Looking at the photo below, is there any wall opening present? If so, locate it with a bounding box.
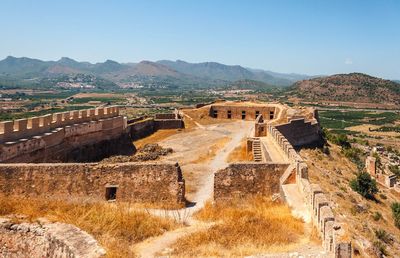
[255,111,260,119]
[269,111,274,120]
[105,186,117,201]
[241,111,246,120]
[213,110,218,118]
[227,110,232,119]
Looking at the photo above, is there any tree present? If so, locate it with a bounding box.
[350,172,378,199]
[391,202,400,229]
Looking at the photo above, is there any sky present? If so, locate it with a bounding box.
[0,0,399,79]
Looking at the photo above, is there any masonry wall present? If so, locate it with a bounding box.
[0,116,133,163]
[275,118,323,147]
[129,118,156,140]
[0,106,120,143]
[0,219,106,258]
[214,162,289,202]
[267,124,352,257]
[128,114,184,140]
[0,162,185,204]
[209,105,280,121]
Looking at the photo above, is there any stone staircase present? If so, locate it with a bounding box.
[252,139,263,162]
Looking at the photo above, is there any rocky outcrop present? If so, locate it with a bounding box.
[0,218,106,258]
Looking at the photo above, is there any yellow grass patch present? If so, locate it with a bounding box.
[191,137,231,164]
[226,138,253,162]
[133,129,181,149]
[0,197,178,258]
[172,197,305,256]
[72,93,124,99]
[345,124,400,137]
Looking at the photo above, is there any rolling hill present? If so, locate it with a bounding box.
[291,73,400,106]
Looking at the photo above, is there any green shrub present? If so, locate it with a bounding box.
[350,172,378,199]
[391,202,400,229]
[373,211,382,221]
[374,229,392,244]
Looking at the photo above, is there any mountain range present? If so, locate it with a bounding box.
[0,56,313,89]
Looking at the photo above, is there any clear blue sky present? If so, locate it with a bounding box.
[1,0,399,79]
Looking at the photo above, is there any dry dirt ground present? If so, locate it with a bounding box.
[158,120,253,201]
[132,112,324,257]
[132,117,254,257]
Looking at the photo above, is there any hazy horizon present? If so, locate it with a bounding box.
[1,0,399,79]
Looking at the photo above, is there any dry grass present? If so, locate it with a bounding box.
[226,138,253,163]
[0,197,178,258]
[72,93,124,98]
[133,129,181,149]
[172,197,305,256]
[191,137,231,164]
[301,145,400,256]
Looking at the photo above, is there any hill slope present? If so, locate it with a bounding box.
[292,73,400,106]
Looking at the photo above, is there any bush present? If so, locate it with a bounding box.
[373,211,382,221]
[350,172,378,199]
[391,202,400,229]
[374,229,393,244]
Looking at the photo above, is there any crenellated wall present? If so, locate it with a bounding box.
[0,106,120,144]
[267,124,352,257]
[0,106,132,163]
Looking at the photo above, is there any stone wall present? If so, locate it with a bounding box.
[0,115,133,163]
[275,118,323,148]
[267,124,352,257]
[129,118,156,140]
[214,162,289,202]
[128,112,184,141]
[254,114,267,137]
[0,106,119,143]
[209,105,280,121]
[0,218,105,258]
[0,162,185,204]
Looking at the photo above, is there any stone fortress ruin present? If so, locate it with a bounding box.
[0,101,352,257]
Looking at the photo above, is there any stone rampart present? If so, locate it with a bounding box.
[0,115,132,163]
[0,106,120,144]
[129,118,156,140]
[267,124,352,257]
[0,218,106,258]
[0,162,185,204]
[209,104,280,121]
[275,118,323,148]
[128,112,184,140]
[214,162,289,202]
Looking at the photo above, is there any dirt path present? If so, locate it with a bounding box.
[133,119,253,257]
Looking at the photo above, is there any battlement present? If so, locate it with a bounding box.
[0,106,120,144]
[267,124,351,257]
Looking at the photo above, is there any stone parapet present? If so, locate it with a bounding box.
[0,162,185,204]
[0,106,120,144]
[267,124,352,257]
